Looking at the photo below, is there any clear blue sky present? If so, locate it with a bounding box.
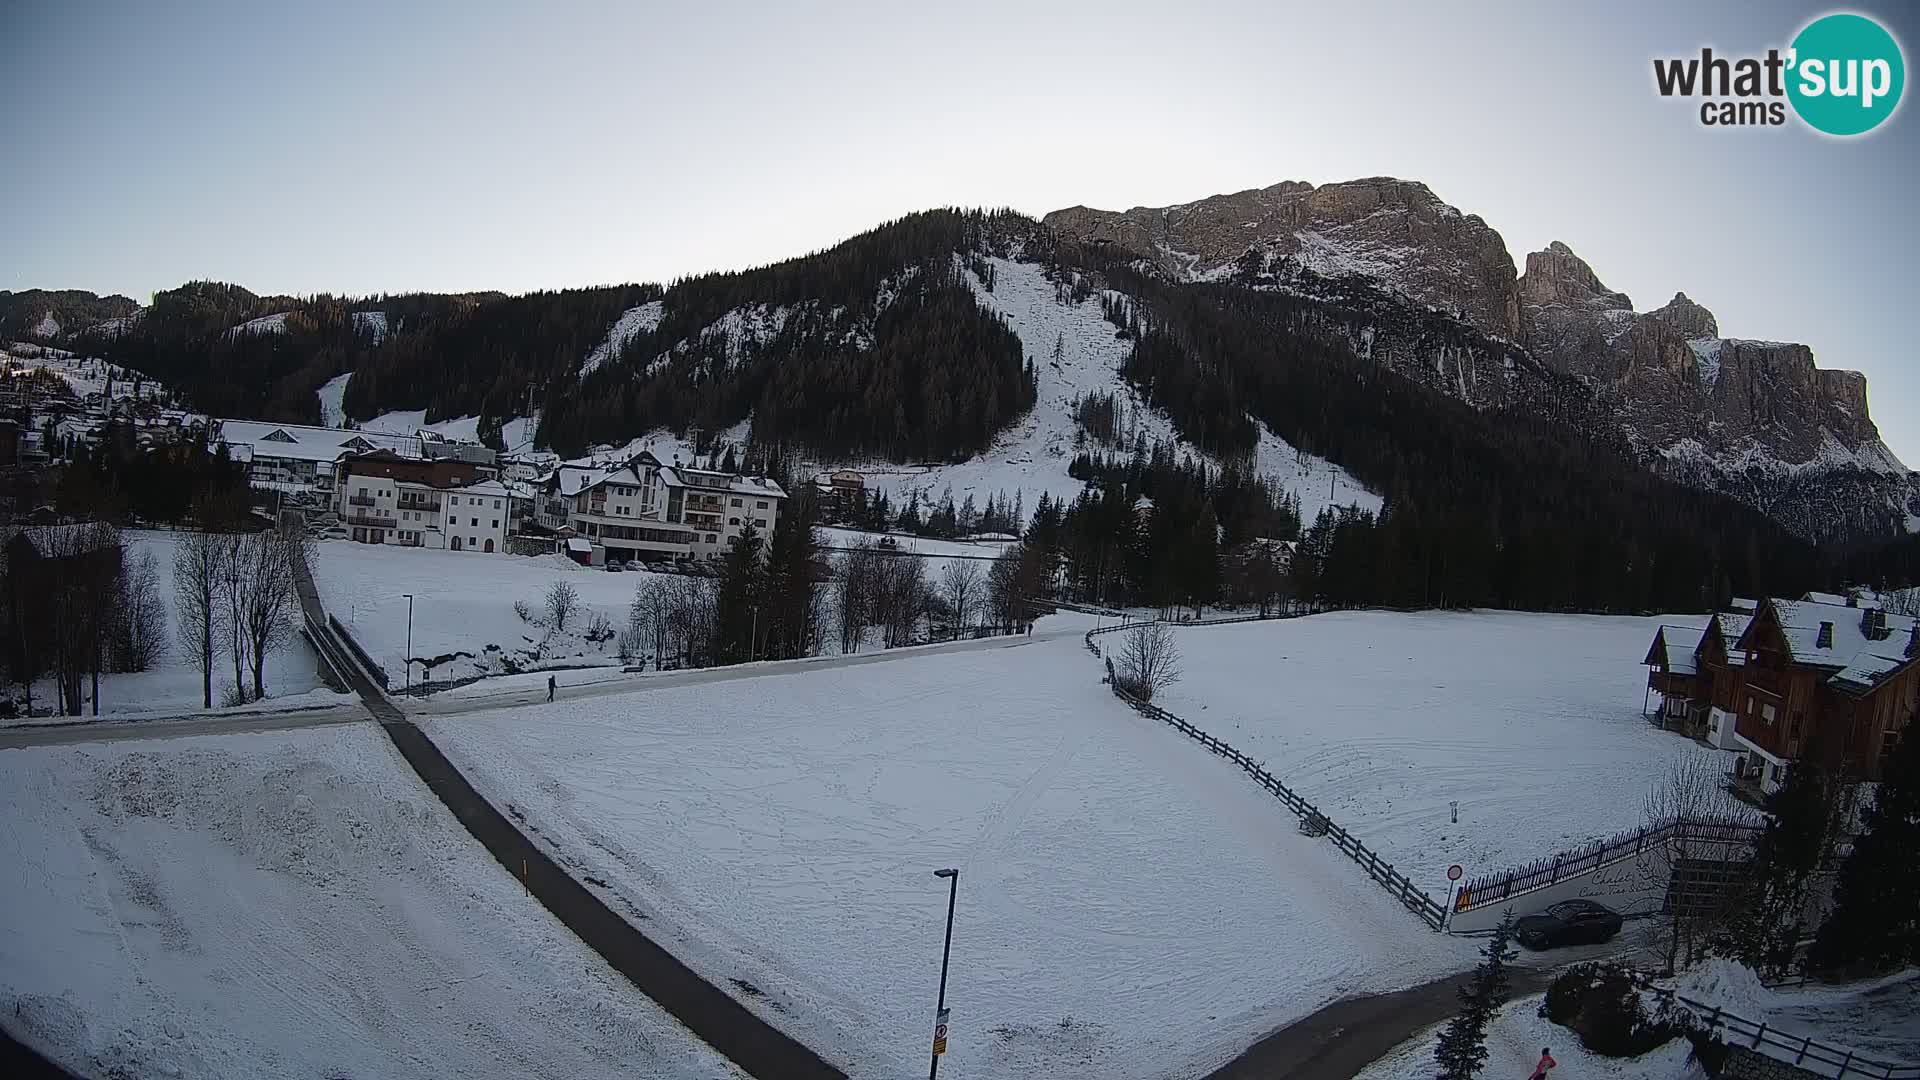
[5,0,1916,461]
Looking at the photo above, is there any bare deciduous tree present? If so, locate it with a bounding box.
[836,543,879,654]
[116,549,168,671]
[174,528,226,709]
[546,579,580,631]
[941,559,982,636]
[1643,749,1751,972]
[1117,621,1182,701]
[237,526,300,701]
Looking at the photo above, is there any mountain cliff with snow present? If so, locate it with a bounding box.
[1046,179,1913,543]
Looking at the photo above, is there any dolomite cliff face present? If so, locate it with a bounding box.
[1047,180,1915,542]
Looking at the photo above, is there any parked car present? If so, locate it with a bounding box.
[1513,899,1623,950]
[604,560,624,572]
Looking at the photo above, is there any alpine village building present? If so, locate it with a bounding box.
[1645,592,1919,797]
[535,450,786,566]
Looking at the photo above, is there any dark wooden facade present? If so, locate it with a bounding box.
[1731,599,1917,782]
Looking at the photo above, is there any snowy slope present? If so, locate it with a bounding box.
[811,255,1379,524]
[428,635,1476,1080]
[581,300,665,377]
[224,312,290,337]
[1355,993,1698,1079]
[352,309,388,344]
[0,725,743,1080]
[1155,611,1728,895]
[316,371,351,427]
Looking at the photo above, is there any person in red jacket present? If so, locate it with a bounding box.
[1528,1047,1557,1079]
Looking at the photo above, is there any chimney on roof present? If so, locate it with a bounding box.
[1863,607,1888,641]
[1817,621,1834,649]
[1846,593,1858,608]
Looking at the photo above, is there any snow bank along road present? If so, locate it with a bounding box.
[0,725,746,1079]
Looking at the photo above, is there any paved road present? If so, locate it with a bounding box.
[1202,966,1558,1080]
[290,559,848,1080]
[405,624,1070,718]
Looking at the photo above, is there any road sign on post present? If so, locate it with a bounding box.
[931,1008,950,1056]
[1447,864,1463,882]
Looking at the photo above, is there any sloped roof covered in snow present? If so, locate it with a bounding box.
[216,419,421,463]
[659,465,786,499]
[1735,597,1920,695]
[1648,625,1706,675]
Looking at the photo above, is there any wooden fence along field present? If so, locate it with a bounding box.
[1084,619,1450,930]
[1635,977,1920,1080]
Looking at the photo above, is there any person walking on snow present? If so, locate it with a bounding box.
[546,674,556,702]
[1528,1047,1556,1080]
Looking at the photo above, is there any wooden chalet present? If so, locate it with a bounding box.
[1728,596,1918,794]
[1642,609,1753,750]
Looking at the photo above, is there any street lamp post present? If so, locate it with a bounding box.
[929,868,958,1080]
[402,593,414,689]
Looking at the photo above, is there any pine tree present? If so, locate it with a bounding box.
[1433,913,1515,1080]
[762,488,822,661]
[714,522,765,664]
[1715,744,1838,977]
[1811,728,1920,973]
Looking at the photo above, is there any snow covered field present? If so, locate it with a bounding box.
[311,540,645,685]
[426,632,1477,1080]
[1153,611,1711,895]
[0,725,740,1080]
[15,530,331,720]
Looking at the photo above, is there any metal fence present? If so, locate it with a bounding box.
[1637,979,1919,1079]
[328,614,389,690]
[1455,816,1763,914]
[1085,620,1448,929]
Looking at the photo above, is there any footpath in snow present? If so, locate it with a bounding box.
[0,724,741,1080]
[426,631,1476,1080]
[1154,610,1712,895]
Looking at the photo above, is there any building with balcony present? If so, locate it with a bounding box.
[335,449,511,553]
[1645,592,1919,798]
[536,450,785,565]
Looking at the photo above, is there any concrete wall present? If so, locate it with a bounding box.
[1449,829,1755,934]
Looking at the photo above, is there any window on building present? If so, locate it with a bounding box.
[755,519,767,529]
[706,534,717,544]
[493,499,501,509]
[730,497,742,507]
[729,517,740,526]
[1761,703,1776,724]
[491,520,498,528]
[756,500,767,509]
[469,536,478,548]
[471,517,479,527]
[450,497,459,505]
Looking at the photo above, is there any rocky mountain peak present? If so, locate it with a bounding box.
[1646,291,1719,339]
[1044,176,1522,339]
[1517,242,1631,313]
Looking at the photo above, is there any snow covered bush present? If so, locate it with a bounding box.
[513,599,532,623]
[1541,963,1679,1058]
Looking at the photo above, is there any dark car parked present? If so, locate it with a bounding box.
[1513,899,1623,950]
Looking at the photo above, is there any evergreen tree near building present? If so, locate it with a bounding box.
[1714,743,1840,978]
[715,522,765,664]
[1811,728,1920,973]
[761,486,822,661]
[1433,912,1516,1080]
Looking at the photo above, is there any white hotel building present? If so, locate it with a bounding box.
[538,450,785,564]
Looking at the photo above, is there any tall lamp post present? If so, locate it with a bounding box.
[402,593,414,689]
[929,868,959,1080]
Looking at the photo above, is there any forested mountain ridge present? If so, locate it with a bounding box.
[6,194,1902,597]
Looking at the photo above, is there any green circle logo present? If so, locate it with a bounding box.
[1787,13,1905,136]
